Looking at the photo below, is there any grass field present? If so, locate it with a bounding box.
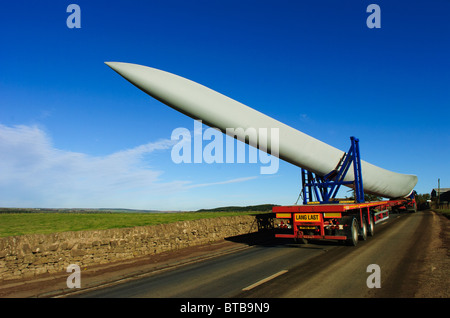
[436,209,450,219]
[0,211,264,238]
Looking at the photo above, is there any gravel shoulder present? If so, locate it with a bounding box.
[414,211,449,298]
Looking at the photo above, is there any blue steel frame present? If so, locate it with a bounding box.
[301,136,365,204]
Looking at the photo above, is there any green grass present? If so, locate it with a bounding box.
[0,211,264,237]
[436,209,450,219]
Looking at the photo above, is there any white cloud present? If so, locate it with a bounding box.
[0,124,258,209]
[186,176,258,189]
[0,124,180,208]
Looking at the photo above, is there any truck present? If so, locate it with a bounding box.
[106,62,419,247]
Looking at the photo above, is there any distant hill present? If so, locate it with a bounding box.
[0,205,278,214]
[195,204,277,212]
[0,208,164,214]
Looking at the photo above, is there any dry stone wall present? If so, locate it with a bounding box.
[0,215,266,281]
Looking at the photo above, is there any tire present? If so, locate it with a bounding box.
[359,217,367,241]
[367,215,375,237]
[346,217,359,246]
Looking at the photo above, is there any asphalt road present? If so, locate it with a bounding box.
[73,210,434,298]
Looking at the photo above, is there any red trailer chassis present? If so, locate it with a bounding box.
[273,198,416,246]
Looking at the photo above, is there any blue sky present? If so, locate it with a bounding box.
[0,0,449,210]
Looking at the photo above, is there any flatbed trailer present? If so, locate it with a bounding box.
[273,136,417,246]
[274,197,416,246]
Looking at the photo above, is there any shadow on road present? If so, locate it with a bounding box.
[224,230,343,249]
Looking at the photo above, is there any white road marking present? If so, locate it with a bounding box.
[242,270,288,291]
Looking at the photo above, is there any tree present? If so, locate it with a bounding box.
[415,193,431,210]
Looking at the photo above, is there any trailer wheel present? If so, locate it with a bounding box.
[346,218,359,246]
[367,215,374,237]
[359,217,367,241]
